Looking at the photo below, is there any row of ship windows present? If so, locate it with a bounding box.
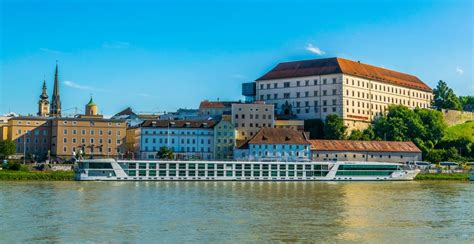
[127,170,330,177]
[122,163,330,171]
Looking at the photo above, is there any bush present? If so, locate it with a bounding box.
[7,162,21,171]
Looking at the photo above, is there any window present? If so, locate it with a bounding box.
[332,78,336,84]
[284,82,290,88]
[332,89,336,95]
[296,81,300,86]
[296,92,300,98]
[283,93,290,99]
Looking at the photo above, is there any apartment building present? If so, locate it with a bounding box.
[51,117,127,159]
[213,120,235,160]
[254,57,433,130]
[7,117,52,159]
[234,128,310,161]
[231,102,275,140]
[139,120,216,160]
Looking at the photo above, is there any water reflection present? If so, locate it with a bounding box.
[0,181,472,242]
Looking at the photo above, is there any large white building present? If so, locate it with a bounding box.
[139,120,216,160]
[254,57,433,130]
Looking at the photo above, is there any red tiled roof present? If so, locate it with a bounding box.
[256,57,431,92]
[248,128,309,145]
[309,140,421,153]
[141,120,216,128]
[199,100,240,109]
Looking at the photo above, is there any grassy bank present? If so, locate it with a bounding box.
[415,172,470,181]
[0,170,74,181]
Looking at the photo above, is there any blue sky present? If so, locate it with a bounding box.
[1,0,472,116]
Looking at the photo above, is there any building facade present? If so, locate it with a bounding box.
[253,57,433,130]
[7,117,52,160]
[231,102,275,140]
[51,117,126,159]
[139,120,216,160]
[213,120,235,160]
[234,128,310,161]
[310,140,422,163]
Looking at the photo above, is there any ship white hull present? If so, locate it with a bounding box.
[75,159,419,181]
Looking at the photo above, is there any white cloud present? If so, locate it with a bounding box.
[39,48,61,54]
[63,80,94,91]
[305,43,325,55]
[102,41,130,49]
[456,67,464,75]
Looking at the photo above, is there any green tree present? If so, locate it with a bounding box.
[304,119,325,139]
[156,146,174,160]
[0,139,16,159]
[371,105,446,156]
[433,80,462,110]
[348,129,363,140]
[324,114,347,139]
[459,96,474,111]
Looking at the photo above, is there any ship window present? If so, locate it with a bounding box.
[244,164,251,170]
[198,164,205,169]
[179,164,186,169]
[169,164,176,169]
[128,170,136,176]
[159,163,166,169]
[139,170,146,176]
[279,171,286,177]
[217,171,224,176]
[262,171,269,177]
[169,171,176,176]
[208,171,215,177]
[139,163,147,169]
[236,171,242,177]
[188,171,196,177]
[226,171,233,177]
[189,164,196,170]
[208,164,215,169]
[271,171,278,177]
[149,163,156,169]
[179,171,186,176]
[149,171,156,176]
[198,171,205,177]
[129,163,136,169]
[159,171,166,176]
[217,164,224,170]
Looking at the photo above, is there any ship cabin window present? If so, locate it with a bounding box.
[159,163,166,169]
[189,164,196,170]
[139,163,147,169]
[129,163,136,169]
[149,163,156,169]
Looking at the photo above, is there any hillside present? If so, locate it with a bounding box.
[444,121,474,141]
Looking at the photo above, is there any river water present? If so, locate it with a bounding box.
[0,181,472,242]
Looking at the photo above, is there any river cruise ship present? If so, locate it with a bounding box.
[75,159,419,181]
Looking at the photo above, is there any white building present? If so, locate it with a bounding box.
[254,57,433,130]
[139,120,216,160]
[234,128,310,161]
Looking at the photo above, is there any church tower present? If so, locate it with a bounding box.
[85,95,98,116]
[38,80,50,117]
[50,63,62,117]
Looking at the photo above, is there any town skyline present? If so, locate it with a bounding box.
[1,0,472,115]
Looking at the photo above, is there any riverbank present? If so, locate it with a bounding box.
[0,170,74,181]
[415,172,470,181]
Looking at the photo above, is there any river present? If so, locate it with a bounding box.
[0,181,472,242]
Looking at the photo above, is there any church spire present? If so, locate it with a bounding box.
[38,78,50,117]
[50,61,62,117]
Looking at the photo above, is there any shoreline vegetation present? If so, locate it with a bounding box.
[0,170,74,181]
[414,172,470,181]
[0,170,470,181]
